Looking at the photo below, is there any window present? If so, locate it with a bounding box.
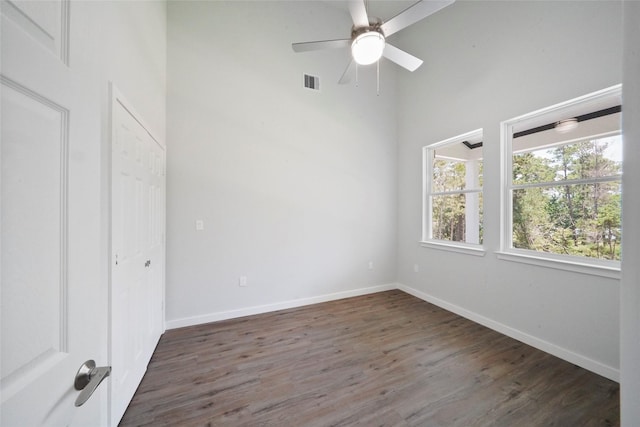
[501,85,622,273]
[423,129,483,253]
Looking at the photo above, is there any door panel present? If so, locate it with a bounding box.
[1,0,69,63]
[0,75,75,427]
[1,77,68,389]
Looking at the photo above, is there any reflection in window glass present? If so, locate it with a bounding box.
[513,136,622,185]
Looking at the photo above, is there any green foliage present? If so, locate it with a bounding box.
[432,193,466,242]
[511,138,622,261]
[431,159,482,243]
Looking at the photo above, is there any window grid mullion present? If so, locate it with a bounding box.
[430,188,483,197]
[510,175,621,191]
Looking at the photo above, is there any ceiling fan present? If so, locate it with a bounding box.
[292,0,455,84]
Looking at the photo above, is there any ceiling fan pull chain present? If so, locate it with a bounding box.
[377,60,380,96]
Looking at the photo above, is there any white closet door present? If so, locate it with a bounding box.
[110,92,165,425]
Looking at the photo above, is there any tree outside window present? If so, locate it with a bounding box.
[511,136,622,260]
[502,85,622,268]
[424,130,483,247]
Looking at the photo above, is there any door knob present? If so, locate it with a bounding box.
[74,360,111,407]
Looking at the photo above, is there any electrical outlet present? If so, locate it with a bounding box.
[239,276,248,287]
[368,261,374,270]
[413,264,419,273]
[195,220,204,231]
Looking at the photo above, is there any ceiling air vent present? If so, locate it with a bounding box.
[303,74,319,91]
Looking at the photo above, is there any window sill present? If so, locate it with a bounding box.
[496,250,621,279]
[420,241,486,257]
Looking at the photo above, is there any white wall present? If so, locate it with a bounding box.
[621,1,640,424]
[166,1,397,326]
[87,1,168,329]
[395,1,623,380]
[87,2,167,424]
[79,0,167,347]
[69,1,166,140]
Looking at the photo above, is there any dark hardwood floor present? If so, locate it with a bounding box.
[119,290,619,426]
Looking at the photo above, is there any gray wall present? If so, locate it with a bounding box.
[166,1,398,326]
[395,1,622,379]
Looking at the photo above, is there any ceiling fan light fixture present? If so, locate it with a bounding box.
[555,118,579,133]
[351,31,385,65]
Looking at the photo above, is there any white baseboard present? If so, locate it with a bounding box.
[396,283,620,382]
[165,283,396,330]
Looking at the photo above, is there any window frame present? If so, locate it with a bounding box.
[499,85,622,278]
[422,128,485,256]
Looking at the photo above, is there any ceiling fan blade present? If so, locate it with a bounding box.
[292,39,350,53]
[381,0,455,37]
[348,0,369,28]
[383,44,423,71]
[338,59,355,84]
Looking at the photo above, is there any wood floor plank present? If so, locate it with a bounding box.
[119,290,619,426]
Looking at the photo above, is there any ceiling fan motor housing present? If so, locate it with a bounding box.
[351,22,384,39]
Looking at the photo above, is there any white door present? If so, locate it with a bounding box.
[1,1,107,426]
[110,91,165,425]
